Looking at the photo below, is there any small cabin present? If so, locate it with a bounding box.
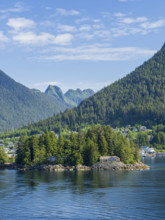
[140,126,147,131]
[100,156,120,162]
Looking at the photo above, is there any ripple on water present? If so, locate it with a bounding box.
[0,159,165,219]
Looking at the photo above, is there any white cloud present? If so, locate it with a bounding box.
[93,19,101,23]
[0,31,9,42]
[7,18,35,30]
[41,45,156,61]
[101,12,111,18]
[79,25,91,31]
[0,2,28,13]
[77,33,94,40]
[40,20,54,27]
[75,17,89,24]
[58,24,76,32]
[111,27,129,37]
[45,7,52,11]
[93,24,105,29]
[114,13,126,17]
[56,8,80,16]
[121,17,148,24]
[136,17,148,22]
[94,30,111,40]
[140,19,165,29]
[13,32,73,45]
[110,15,165,37]
[54,34,73,45]
[111,26,148,37]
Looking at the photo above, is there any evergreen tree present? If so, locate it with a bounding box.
[0,147,8,164]
[83,138,100,166]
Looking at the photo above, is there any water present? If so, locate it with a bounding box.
[0,158,165,220]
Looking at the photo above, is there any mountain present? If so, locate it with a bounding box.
[0,70,69,132]
[45,85,75,108]
[45,85,94,107]
[65,88,94,105]
[29,43,165,132]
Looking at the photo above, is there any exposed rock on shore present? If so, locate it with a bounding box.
[91,161,150,170]
[0,161,149,171]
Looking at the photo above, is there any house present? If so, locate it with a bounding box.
[4,148,9,153]
[140,126,147,131]
[8,154,17,158]
[145,147,155,154]
[8,142,14,147]
[140,146,156,157]
[132,128,138,132]
[9,149,17,154]
[100,156,120,162]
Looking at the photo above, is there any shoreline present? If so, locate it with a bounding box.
[0,161,150,171]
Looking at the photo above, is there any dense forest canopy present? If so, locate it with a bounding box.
[16,125,139,166]
[0,70,70,132]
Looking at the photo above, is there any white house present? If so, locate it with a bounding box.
[145,147,155,154]
[140,126,147,131]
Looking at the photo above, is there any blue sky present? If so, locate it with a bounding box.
[0,0,165,92]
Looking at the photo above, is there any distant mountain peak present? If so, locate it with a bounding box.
[45,85,95,107]
[64,87,95,105]
[45,85,65,101]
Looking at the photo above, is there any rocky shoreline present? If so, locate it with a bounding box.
[91,161,149,170]
[0,161,149,171]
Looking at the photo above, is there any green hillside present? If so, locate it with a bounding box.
[0,70,69,132]
[28,43,165,133]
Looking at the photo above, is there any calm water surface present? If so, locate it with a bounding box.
[0,158,165,220]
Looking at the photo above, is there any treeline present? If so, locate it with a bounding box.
[151,124,165,151]
[16,125,139,166]
[126,124,165,151]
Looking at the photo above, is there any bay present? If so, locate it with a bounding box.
[0,158,165,220]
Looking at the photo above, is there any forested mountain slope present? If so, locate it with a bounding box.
[29,43,165,132]
[0,70,68,131]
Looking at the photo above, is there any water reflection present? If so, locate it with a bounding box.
[0,159,165,219]
[17,169,137,193]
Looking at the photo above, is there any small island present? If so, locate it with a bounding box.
[0,125,149,171]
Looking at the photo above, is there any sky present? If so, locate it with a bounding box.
[0,0,165,92]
